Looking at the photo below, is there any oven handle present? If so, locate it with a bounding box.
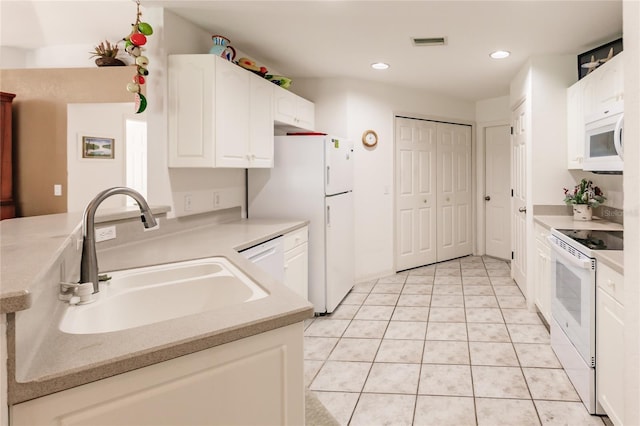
[547,236,592,270]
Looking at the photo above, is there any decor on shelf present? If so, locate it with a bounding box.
[577,37,623,79]
[123,0,153,113]
[209,35,236,61]
[237,57,268,77]
[265,75,292,89]
[563,178,606,221]
[89,40,125,67]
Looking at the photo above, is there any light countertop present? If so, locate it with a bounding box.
[534,215,624,274]
[3,209,314,404]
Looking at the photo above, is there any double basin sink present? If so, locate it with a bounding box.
[59,257,269,335]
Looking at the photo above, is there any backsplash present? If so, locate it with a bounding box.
[533,204,623,225]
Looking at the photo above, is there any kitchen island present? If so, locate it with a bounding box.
[1,206,313,424]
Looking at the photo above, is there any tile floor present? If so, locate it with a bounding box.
[303,255,608,426]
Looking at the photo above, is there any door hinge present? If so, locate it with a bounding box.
[511,189,514,197]
[510,126,514,135]
[511,251,514,260]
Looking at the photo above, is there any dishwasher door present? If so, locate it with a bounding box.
[240,236,285,283]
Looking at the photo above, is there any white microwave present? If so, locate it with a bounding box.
[583,102,623,173]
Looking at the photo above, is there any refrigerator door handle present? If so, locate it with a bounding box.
[326,166,330,186]
[327,205,330,226]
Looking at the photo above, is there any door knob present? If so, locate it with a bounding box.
[518,207,527,213]
[484,196,491,201]
[423,200,427,203]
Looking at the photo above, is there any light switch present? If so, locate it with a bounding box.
[54,184,62,196]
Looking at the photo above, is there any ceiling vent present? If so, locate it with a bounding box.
[412,37,447,47]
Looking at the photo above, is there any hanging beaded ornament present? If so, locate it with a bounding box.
[123,0,153,113]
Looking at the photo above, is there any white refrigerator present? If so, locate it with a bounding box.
[248,134,354,314]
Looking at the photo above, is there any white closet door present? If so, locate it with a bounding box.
[436,123,472,261]
[395,117,438,271]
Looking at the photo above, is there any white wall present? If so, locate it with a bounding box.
[1,315,7,426]
[295,77,475,281]
[622,1,640,423]
[66,103,132,212]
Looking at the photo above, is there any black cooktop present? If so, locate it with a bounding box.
[556,229,624,251]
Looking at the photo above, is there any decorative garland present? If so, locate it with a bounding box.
[123,0,153,113]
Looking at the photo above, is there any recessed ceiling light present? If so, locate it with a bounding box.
[490,50,511,59]
[371,62,390,70]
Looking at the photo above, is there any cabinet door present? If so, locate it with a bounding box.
[11,324,305,426]
[566,81,585,169]
[294,96,315,131]
[534,238,551,323]
[215,57,250,167]
[593,53,624,108]
[284,242,308,300]
[168,55,216,167]
[273,89,315,131]
[596,287,624,425]
[249,76,274,167]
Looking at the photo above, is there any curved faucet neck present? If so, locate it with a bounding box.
[80,187,157,293]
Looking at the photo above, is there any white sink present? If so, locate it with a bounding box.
[59,257,269,334]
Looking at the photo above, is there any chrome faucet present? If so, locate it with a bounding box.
[80,187,158,293]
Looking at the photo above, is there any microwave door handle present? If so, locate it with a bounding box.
[547,238,592,270]
[614,114,624,159]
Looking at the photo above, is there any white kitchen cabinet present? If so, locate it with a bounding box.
[566,79,585,169]
[566,52,624,171]
[596,263,625,426]
[274,88,315,131]
[168,54,274,168]
[284,226,309,300]
[11,323,304,426]
[533,223,551,323]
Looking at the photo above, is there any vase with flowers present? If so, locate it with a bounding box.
[563,178,606,221]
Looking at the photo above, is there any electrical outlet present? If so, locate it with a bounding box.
[54,184,62,196]
[184,194,193,211]
[95,226,116,243]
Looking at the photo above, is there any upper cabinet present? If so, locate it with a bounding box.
[566,52,624,169]
[168,54,316,168]
[274,88,315,131]
[168,54,275,168]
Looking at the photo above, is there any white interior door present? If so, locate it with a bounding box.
[484,125,511,259]
[512,101,527,292]
[436,123,473,262]
[395,117,437,270]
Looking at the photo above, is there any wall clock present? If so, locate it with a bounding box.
[362,129,378,147]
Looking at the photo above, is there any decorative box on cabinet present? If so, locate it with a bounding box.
[596,263,625,426]
[274,88,315,131]
[168,54,274,168]
[284,226,309,300]
[1,92,16,219]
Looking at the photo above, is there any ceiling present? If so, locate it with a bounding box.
[0,0,623,101]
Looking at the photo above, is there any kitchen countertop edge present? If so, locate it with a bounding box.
[534,215,624,274]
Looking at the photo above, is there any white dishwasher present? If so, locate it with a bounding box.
[239,236,285,283]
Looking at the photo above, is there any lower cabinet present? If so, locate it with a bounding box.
[596,264,625,426]
[284,226,309,300]
[11,323,304,426]
[533,224,551,323]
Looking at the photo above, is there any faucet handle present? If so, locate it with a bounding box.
[59,282,95,305]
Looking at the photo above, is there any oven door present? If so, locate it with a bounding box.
[548,241,596,366]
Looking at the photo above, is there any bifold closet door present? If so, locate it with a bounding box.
[395,117,472,271]
[436,123,472,262]
[395,117,438,271]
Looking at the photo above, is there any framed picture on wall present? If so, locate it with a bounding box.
[82,136,114,159]
[577,37,623,80]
